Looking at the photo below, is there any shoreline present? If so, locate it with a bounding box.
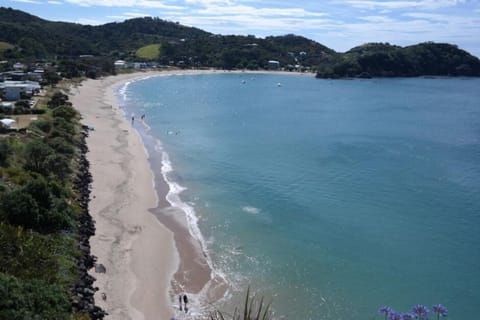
[70,71,179,319]
[70,69,309,319]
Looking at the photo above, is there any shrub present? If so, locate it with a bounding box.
[0,140,12,166]
[0,273,70,320]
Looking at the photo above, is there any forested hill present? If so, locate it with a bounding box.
[1,7,479,76]
[0,7,335,70]
[316,42,480,78]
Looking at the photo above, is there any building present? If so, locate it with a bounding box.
[114,60,127,69]
[268,60,280,70]
[0,81,41,101]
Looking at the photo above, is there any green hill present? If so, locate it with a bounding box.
[136,44,161,60]
[316,42,480,78]
[1,7,479,76]
[0,7,335,69]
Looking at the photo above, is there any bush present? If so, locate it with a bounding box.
[0,190,40,229]
[0,224,62,282]
[47,92,71,109]
[0,140,13,166]
[0,273,70,320]
[47,136,75,156]
[52,105,78,122]
[31,118,53,134]
[23,141,54,175]
[0,178,74,233]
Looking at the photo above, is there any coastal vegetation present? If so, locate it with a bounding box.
[1,7,479,77]
[316,42,480,78]
[209,288,272,320]
[0,90,103,319]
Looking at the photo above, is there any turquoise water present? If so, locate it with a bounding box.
[121,74,480,320]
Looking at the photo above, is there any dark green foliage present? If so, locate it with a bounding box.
[47,136,75,156]
[0,223,70,283]
[41,69,62,86]
[51,117,77,143]
[0,273,70,320]
[0,191,40,229]
[0,178,74,233]
[0,83,85,319]
[316,42,480,78]
[48,91,71,109]
[53,105,79,122]
[31,118,52,134]
[0,140,12,166]
[23,140,54,174]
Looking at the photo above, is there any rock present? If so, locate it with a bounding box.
[94,263,106,273]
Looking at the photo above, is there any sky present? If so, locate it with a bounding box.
[1,0,480,56]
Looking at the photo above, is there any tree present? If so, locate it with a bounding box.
[0,190,40,229]
[23,141,54,175]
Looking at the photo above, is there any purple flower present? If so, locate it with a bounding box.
[389,311,402,320]
[401,313,415,320]
[412,305,429,319]
[379,306,393,317]
[432,304,448,318]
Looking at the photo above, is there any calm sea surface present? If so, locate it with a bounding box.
[121,73,480,320]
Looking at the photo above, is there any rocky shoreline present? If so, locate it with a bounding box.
[72,125,107,319]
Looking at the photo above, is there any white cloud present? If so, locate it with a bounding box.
[344,0,466,10]
[75,18,108,25]
[358,15,396,23]
[196,5,327,18]
[48,0,63,4]
[10,0,41,3]
[64,0,184,9]
[107,11,153,19]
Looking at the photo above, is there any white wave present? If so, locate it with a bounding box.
[160,149,230,312]
[242,206,261,215]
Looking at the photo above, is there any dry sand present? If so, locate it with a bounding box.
[70,71,179,320]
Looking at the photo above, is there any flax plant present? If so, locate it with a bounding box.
[210,288,272,320]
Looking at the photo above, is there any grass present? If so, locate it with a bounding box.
[136,44,161,60]
[0,42,14,52]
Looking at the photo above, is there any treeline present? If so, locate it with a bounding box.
[0,7,334,70]
[0,92,101,319]
[1,7,480,77]
[316,42,480,78]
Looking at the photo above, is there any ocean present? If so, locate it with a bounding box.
[119,73,480,320]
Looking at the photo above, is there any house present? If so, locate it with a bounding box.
[13,62,26,71]
[0,81,41,101]
[0,118,16,129]
[114,60,127,69]
[268,60,280,70]
[0,102,15,110]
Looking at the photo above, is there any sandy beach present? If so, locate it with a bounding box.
[71,71,181,320]
[70,69,310,319]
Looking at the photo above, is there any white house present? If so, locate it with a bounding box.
[268,60,280,70]
[0,118,16,129]
[114,60,127,69]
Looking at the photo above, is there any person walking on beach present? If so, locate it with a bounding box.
[183,294,188,313]
[131,116,134,125]
[178,295,182,311]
